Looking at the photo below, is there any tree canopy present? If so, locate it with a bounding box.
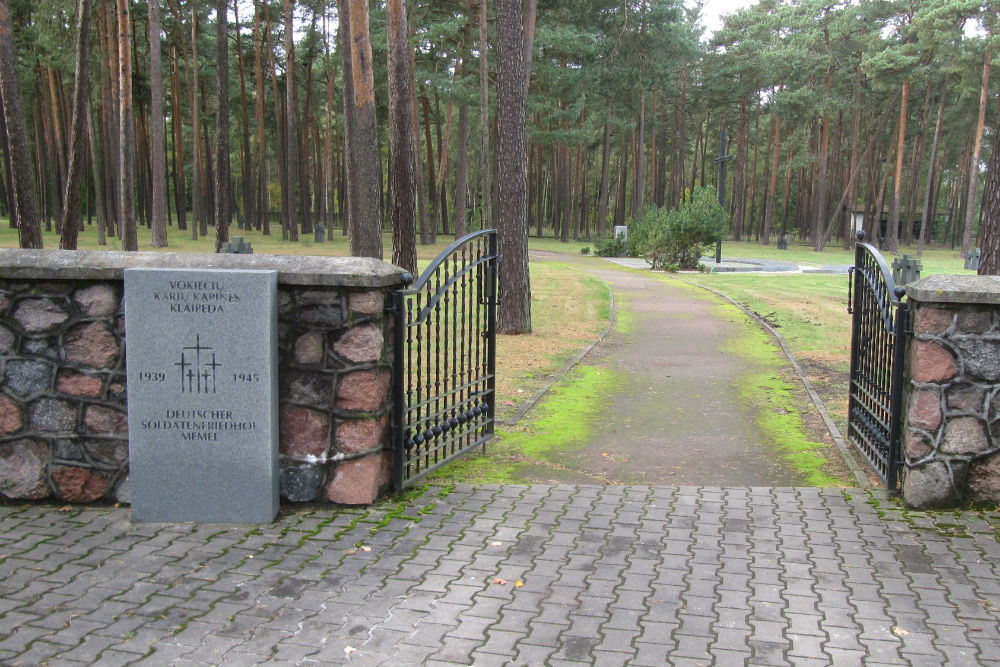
[0,0,997,264]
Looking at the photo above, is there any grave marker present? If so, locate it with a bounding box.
[125,268,279,522]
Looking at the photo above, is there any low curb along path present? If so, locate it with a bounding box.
[2,485,1000,666]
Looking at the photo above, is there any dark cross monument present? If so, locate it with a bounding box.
[713,128,733,264]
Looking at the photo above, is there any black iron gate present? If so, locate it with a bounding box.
[391,230,499,490]
[847,231,910,489]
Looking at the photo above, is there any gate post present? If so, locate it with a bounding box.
[901,274,1000,508]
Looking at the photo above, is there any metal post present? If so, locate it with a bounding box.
[485,231,498,438]
[391,288,406,491]
[713,128,732,264]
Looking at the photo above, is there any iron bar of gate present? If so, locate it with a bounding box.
[847,230,909,489]
[392,230,498,490]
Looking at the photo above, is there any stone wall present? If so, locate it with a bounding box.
[0,249,405,506]
[902,274,1000,509]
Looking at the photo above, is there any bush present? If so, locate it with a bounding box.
[637,187,727,270]
[580,246,590,255]
[593,234,626,257]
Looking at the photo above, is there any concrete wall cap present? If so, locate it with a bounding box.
[0,248,406,288]
[906,274,1000,305]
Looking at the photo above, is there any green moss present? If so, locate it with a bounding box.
[716,302,848,487]
[515,365,622,461]
[426,365,623,484]
[614,293,638,335]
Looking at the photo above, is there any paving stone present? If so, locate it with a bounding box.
[2,487,1000,666]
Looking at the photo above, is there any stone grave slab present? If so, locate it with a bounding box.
[125,268,278,522]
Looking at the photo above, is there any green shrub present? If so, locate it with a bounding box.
[580,246,591,255]
[593,234,626,257]
[637,187,726,270]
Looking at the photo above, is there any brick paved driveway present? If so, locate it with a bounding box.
[2,485,1000,666]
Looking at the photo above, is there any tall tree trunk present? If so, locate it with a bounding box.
[118,0,137,250]
[762,111,781,245]
[521,0,536,97]
[550,146,561,237]
[747,96,761,240]
[419,90,436,241]
[672,67,688,208]
[649,92,658,207]
[87,104,107,244]
[0,0,41,247]
[886,78,911,254]
[265,3,287,238]
[633,93,645,217]
[200,88,214,230]
[497,0,530,334]
[324,12,337,238]
[572,142,582,238]
[0,92,15,229]
[148,0,166,246]
[59,0,93,250]
[46,68,67,229]
[561,144,570,241]
[873,142,893,247]
[387,0,416,272]
[283,0,299,241]
[919,74,950,256]
[170,45,186,230]
[338,1,356,241]
[479,0,491,230]
[409,49,428,246]
[690,113,703,195]
[534,139,543,236]
[779,148,793,238]
[734,95,749,241]
[432,86,456,239]
[214,0,230,251]
[253,0,269,233]
[977,99,1000,275]
[297,49,312,237]
[454,104,469,238]
[36,106,53,232]
[101,3,120,239]
[233,0,253,232]
[813,105,830,250]
[902,79,933,247]
[948,132,974,248]
[345,0,382,257]
[963,48,991,257]
[190,5,201,240]
[614,150,627,228]
[597,112,610,236]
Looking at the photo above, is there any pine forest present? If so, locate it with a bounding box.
[1,0,998,268]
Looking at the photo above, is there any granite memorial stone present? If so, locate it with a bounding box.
[125,268,278,522]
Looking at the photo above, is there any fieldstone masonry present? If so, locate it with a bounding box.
[902,274,1000,508]
[0,249,406,508]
